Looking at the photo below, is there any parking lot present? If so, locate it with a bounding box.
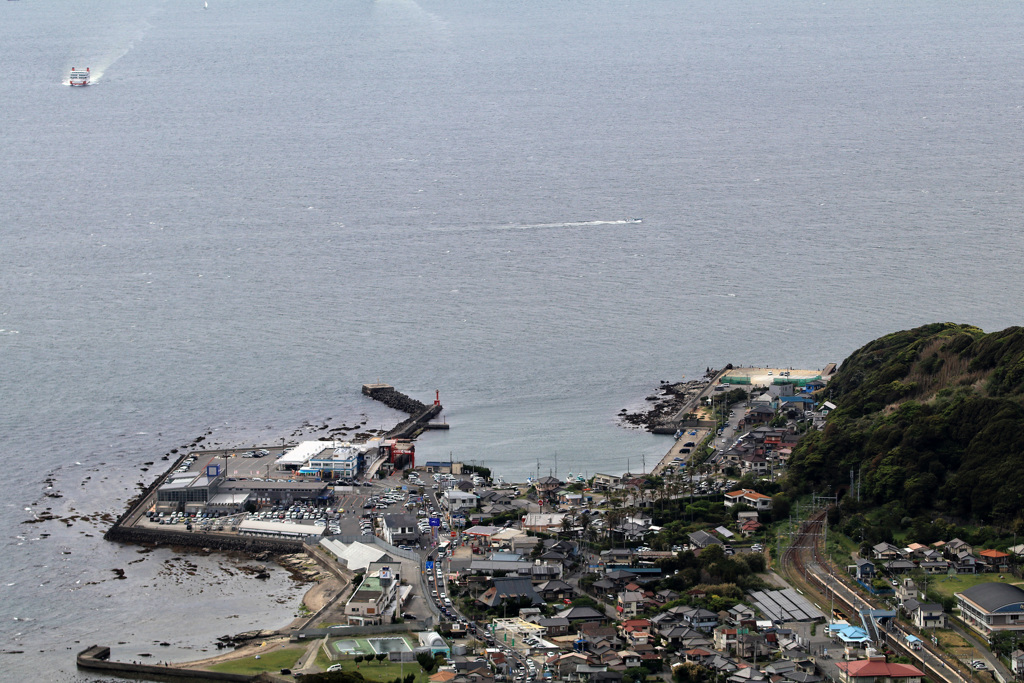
[181,447,289,480]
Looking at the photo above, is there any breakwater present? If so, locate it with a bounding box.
[77,645,257,681]
[106,524,306,553]
[362,384,444,440]
[361,383,429,414]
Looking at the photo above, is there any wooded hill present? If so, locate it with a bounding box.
[787,322,1024,525]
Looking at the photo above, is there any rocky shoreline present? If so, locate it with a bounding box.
[618,369,723,432]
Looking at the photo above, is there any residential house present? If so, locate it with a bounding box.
[885,559,916,575]
[380,513,420,546]
[740,519,763,536]
[728,667,767,683]
[602,548,636,565]
[551,653,593,679]
[662,626,711,649]
[537,617,571,637]
[511,534,542,555]
[851,558,876,581]
[579,623,621,654]
[919,559,950,574]
[605,569,640,588]
[593,473,622,491]
[522,513,566,533]
[945,538,973,558]
[1010,650,1024,677]
[536,580,575,602]
[978,549,1011,573]
[534,476,564,495]
[625,630,651,648]
[617,591,644,618]
[612,650,638,668]
[688,530,723,549]
[953,551,977,574]
[745,405,776,426]
[683,647,717,665]
[477,576,543,608]
[728,603,756,624]
[558,606,610,627]
[723,489,773,510]
[714,626,739,652]
[740,454,770,476]
[443,489,479,513]
[872,543,902,561]
[835,656,924,683]
[612,521,651,542]
[903,599,946,630]
[735,633,770,660]
[677,606,719,632]
[895,578,920,606]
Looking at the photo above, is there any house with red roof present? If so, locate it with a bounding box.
[835,656,924,683]
[978,549,1010,572]
[724,489,772,511]
[740,519,763,535]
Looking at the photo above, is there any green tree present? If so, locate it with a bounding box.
[376,653,387,664]
[674,662,711,683]
[991,631,1022,657]
[417,652,437,672]
[623,667,648,683]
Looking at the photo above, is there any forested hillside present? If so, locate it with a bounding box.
[787,323,1024,525]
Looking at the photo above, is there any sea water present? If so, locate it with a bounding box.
[2,0,1024,678]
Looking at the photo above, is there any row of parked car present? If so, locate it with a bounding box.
[174,456,197,474]
[147,510,230,531]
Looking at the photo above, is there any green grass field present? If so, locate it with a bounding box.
[315,647,334,672]
[346,659,432,683]
[927,572,1024,599]
[207,647,305,675]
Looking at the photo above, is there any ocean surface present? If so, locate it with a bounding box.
[3,0,1024,678]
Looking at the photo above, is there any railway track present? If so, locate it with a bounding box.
[780,509,972,683]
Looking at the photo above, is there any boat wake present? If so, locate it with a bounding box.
[63,16,152,85]
[437,218,642,233]
[509,218,642,230]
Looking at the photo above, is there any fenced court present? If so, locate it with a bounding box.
[368,636,413,654]
[332,639,370,656]
[328,634,416,659]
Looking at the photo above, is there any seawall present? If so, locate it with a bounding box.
[77,645,260,682]
[105,524,306,553]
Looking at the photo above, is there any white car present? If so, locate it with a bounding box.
[328,663,344,672]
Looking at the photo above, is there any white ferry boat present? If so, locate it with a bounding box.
[69,67,90,86]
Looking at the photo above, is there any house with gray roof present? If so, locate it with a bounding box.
[688,530,723,549]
